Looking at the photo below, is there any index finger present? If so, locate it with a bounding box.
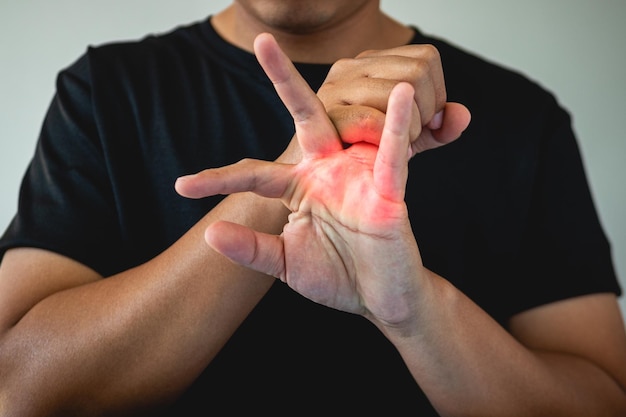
[254,33,342,158]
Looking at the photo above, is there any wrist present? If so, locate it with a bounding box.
[373,268,452,340]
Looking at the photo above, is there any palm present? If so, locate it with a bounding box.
[281,142,413,315]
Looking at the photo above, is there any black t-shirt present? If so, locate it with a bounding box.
[0,17,620,414]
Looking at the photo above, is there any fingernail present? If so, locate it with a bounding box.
[429,111,444,130]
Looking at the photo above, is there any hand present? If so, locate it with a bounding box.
[269,34,471,164]
[318,43,471,156]
[176,34,450,326]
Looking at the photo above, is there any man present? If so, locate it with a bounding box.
[1,1,624,415]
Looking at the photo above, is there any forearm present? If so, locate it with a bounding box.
[0,192,288,416]
[383,270,626,417]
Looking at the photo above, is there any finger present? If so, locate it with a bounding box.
[431,102,472,143]
[175,159,293,199]
[356,44,445,98]
[323,79,421,144]
[410,102,471,155]
[374,82,415,202]
[356,45,447,123]
[254,33,342,157]
[327,105,385,146]
[321,49,443,141]
[205,221,286,279]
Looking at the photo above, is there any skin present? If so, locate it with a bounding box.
[0,1,624,416]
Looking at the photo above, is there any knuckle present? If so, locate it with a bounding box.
[332,107,385,143]
[328,57,357,75]
[422,43,441,59]
[316,82,336,104]
[409,59,430,78]
[355,49,379,58]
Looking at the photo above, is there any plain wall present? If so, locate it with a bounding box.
[1,0,625,319]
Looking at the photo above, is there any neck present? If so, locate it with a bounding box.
[211,3,414,64]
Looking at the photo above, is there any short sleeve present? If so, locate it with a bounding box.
[0,54,123,277]
[507,98,621,316]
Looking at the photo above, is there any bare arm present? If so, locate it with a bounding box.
[0,191,285,416]
[385,273,626,417]
[0,34,308,417]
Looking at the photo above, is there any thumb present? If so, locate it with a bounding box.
[430,102,471,144]
[411,102,471,155]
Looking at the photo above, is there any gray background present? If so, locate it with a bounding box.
[1,0,625,320]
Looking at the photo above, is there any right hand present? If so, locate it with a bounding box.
[260,33,471,164]
[317,43,471,156]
